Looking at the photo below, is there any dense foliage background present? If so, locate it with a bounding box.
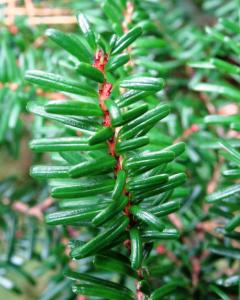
[0,0,239,299]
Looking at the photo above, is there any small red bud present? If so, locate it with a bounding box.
[156,245,166,254]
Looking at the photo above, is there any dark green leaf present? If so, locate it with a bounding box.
[211,58,240,75]
[129,206,165,231]
[121,104,148,124]
[136,173,186,199]
[124,151,174,171]
[128,174,168,191]
[149,282,180,300]
[92,196,128,226]
[46,28,91,63]
[115,137,149,153]
[30,165,69,179]
[77,14,96,50]
[27,102,99,131]
[45,207,102,225]
[204,115,240,125]
[119,104,170,140]
[30,137,106,152]
[219,140,240,164]
[45,100,103,117]
[65,270,133,293]
[117,90,152,107]
[225,215,240,232]
[111,26,142,55]
[51,179,115,198]
[105,99,123,126]
[112,170,127,200]
[130,227,142,269]
[164,142,185,157]
[89,127,114,145]
[72,283,134,300]
[141,229,179,241]
[70,215,129,259]
[209,245,240,260]
[222,169,240,179]
[206,185,240,203]
[106,53,130,71]
[94,255,138,278]
[25,70,97,97]
[120,77,165,92]
[69,156,116,178]
[76,62,105,82]
[194,83,240,102]
[149,200,181,217]
[209,284,231,300]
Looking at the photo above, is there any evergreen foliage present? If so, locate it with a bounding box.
[0,0,239,299]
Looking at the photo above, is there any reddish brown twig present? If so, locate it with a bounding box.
[0,82,66,100]
[25,0,35,25]
[77,296,86,300]
[3,0,75,26]
[122,1,134,33]
[156,244,181,266]
[137,290,144,300]
[28,16,76,25]
[5,0,16,27]
[12,197,53,220]
[168,213,183,231]
[207,156,224,195]
[174,124,200,143]
[93,31,143,297]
